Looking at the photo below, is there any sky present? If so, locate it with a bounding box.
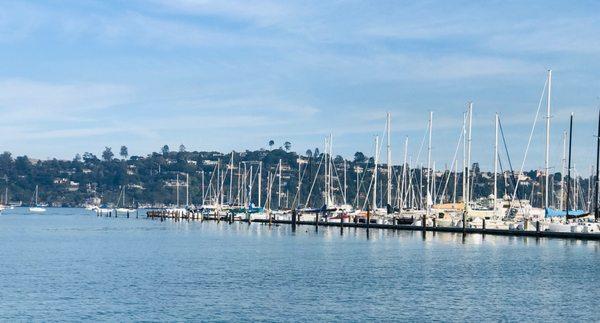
[0,0,600,172]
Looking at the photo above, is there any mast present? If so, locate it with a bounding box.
[566,113,573,218]
[467,102,473,206]
[401,136,408,212]
[343,158,347,204]
[186,173,189,207]
[278,159,282,209]
[373,135,379,211]
[595,108,600,221]
[386,112,392,206]
[426,111,433,216]
[258,162,262,207]
[324,136,329,206]
[201,170,205,205]
[229,152,234,205]
[462,110,467,207]
[176,173,180,207]
[560,131,567,209]
[494,113,499,212]
[545,70,552,210]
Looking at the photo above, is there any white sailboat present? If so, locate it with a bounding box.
[29,185,46,213]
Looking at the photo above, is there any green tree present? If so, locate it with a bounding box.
[268,140,275,148]
[284,141,291,151]
[120,146,128,160]
[161,145,170,156]
[354,151,366,163]
[179,144,186,153]
[102,147,114,161]
[305,149,312,157]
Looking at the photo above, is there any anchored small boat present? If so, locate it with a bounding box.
[29,185,46,213]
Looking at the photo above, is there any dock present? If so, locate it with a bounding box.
[143,210,600,241]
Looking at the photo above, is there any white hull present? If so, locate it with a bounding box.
[29,207,46,213]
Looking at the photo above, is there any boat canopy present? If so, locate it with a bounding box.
[545,208,587,218]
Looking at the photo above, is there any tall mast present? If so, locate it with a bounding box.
[229,152,234,205]
[462,110,467,207]
[467,103,473,205]
[176,173,180,207]
[566,113,573,218]
[278,159,282,209]
[386,112,392,206]
[258,161,262,207]
[595,108,600,221]
[401,136,408,212]
[494,113,499,212]
[343,158,347,204]
[201,170,205,205]
[373,135,379,211]
[324,136,329,206]
[426,111,433,216]
[186,173,189,207]
[545,70,552,209]
[560,131,567,209]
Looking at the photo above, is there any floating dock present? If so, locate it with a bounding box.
[142,210,600,241]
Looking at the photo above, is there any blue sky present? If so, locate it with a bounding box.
[0,0,600,172]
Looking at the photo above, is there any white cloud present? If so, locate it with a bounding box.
[0,79,133,121]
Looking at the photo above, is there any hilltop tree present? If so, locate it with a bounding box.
[305,149,312,158]
[102,147,114,161]
[161,145,170,156]
[120,146,128,160]
[179,144,186,153]
[354,152,366,163]
[268,140,275,149]
[82,152,98,164]
[284,141,291,151]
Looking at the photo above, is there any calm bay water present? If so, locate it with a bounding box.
[0,207,598,321]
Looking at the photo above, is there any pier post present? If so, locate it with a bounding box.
[291,210,297,231]
[366,207,370,230]
[462,212,466,233]
[127,211,129,218]
[482,218,486,231]
[315,212,320,228]
[536,221,540,236]
[422,214,426,231]
[432,217,436,228]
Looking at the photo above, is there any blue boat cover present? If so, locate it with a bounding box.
[545,208,587,217]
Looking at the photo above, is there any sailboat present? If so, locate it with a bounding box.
[546,113,597,233]
[29,185,46,213]
[115,186,136,213]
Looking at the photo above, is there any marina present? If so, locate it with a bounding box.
[0,207,598,321]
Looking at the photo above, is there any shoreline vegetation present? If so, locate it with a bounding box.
[0,144,578,209]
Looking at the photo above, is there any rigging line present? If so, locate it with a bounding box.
[498,117,525,215]
[414,120,429,168]
[291,159,310,209]
[305,152,325,208]
[510,77,548,207]
[438,113,466,204]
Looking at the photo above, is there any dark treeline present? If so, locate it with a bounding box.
[0,144,589,209]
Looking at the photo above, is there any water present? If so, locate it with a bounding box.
[0,208,598,321]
